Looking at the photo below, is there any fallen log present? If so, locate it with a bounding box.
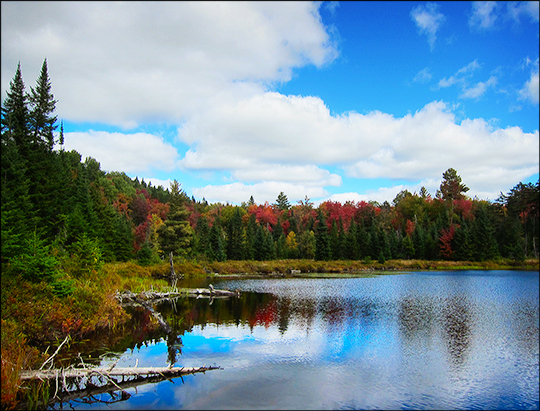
[20,365,221,381]
[17,365,221,409]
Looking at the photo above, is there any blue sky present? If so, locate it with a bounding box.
[2,1,538,205]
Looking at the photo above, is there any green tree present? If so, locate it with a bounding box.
[275,191,290,211]
[343,221,359,260]
[452,220,473,261]
[157,180,194,258]
[438,168,469,202]
[298,230,316,259]
[207,219,226,262]
[315,209,331,261]
[1,62,30,154]
[28,59,58,151]
[226,207,245,260]
[471,204,499,261]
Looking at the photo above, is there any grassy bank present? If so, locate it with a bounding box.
[1,257,538,408]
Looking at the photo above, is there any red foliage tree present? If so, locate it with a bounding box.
[439,225,455,259]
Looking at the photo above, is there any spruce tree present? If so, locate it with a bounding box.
[315,209,331,261]
[330,219,342,260]
[344,221,359,260]
[226,207,245,260]
[29,59,58,151]
[275,191,290,211]
[1,62,30,153]
[207,219,226,262]
[157,180,194,258]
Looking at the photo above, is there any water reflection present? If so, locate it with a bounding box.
[57,271,539,410]
[441,295,472,366]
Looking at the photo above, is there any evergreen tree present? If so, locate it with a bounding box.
[275,191,290,211]
[1,62,30,154]
[244,213,257,260]
[315,209,331,261]
[344,221,359,260]
[226,207,245,260]
[28,59,58,151]
[194,215,210,256]
[207,219,226,262]
[412,224,425,259]
[157,180,194,258]
[356,223,370,259]
[329,219,342,260]
[401,235,415,259]
[471,204,499,261]
[452,220,473,261]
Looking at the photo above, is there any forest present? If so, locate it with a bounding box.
[2,60,539,276]
[1,60,539,408]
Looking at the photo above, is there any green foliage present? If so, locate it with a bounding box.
[66,233,104,278]
[315,209,331,261]
[10,230,60,282]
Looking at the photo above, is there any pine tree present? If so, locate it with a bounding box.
[207,219,226,262]
[452,220,473,261]
[315,209,331,261]
[1,62,30,154]
[344,220,359,260]
[244,213,257,260]
[471,204,499,261]
[275,191,290,211]
[412,224,425,259]
[157,180,194,258]
[226,207,245,260]
[329,219,342,260]
[28,59,58,151]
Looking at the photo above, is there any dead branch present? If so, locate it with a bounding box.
[20,365,221,381]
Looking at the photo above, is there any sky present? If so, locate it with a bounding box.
[2,1,539,206]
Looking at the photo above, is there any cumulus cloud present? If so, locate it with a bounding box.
[519,60,540,104]
[193,181,329,205]
[179,96,538,203]
[410,2,446,51]
[1,2,338,127]
[62,131,180,173]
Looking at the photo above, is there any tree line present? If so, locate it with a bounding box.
[2,61,539,292]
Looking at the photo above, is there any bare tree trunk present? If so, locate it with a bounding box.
[169,251,178,288]
[20,365,221,381]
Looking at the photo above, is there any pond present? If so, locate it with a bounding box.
[51,271,538,410]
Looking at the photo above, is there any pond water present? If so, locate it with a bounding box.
[52,271,538,410]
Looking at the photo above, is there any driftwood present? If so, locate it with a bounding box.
[20,365,221,381]
[19,365,221,409]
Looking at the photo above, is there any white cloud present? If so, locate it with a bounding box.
[469,1,501,29]
[436,60,498,100]
[507,1,540,24]
[410,3,446,51]
[1,2,338,128]
[469,1,539,29]
[62,131,179,173]
[193,181,329,205]
[413,67,433,83]
[437,59,482,89]
[180,97,538,204]
[519,61,540,104]
[460,75,498,99]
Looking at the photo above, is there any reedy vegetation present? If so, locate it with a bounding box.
[1,61,539,409]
